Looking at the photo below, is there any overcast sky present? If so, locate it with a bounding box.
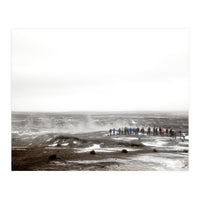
[11,29,189,112]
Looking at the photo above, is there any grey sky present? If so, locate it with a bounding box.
[11,29,189,111]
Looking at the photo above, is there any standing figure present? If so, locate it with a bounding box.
[159,127,162,135]
[136,128,138,135]
[170,129,173,137]
[161,128,165,136]
[173,130,176,139]
[113,128,116,136]
[133,128,136,135]
[179,131,182,139]
[148,127,151,135]
[166,129,168,136]
[124,127,126,135]
[182,132,186,142]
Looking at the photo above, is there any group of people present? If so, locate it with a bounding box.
[109,127,186,141]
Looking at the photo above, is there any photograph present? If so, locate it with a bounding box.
[11,29,189,171]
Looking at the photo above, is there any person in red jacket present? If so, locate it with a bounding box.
[173,130,176,139]
[161,128,165,136]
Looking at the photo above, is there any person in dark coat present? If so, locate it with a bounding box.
[124,127,127,135]
[170,129,173,137]
[141,128,144,134]
[159,127,162,135]
[166,128,168,135]
[136,128,139,135]
[148,127,151,135]
[179,130,182,139]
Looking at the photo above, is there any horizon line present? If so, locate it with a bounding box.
[11,110,188,113]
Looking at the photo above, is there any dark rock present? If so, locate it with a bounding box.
[153,149,157,152]
[90,150,96,155]
[121,149,128,153]
[49,154,57,160]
